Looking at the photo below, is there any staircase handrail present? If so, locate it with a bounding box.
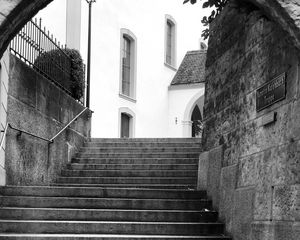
[49,107,89,143]
[5,107,89,144]
[0,123,9,150]
[8,123,52,143]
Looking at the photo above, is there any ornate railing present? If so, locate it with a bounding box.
[10,18,83,104]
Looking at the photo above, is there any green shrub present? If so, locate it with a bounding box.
[34,48,85,100]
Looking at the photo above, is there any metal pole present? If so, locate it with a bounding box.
[86,1,92,108]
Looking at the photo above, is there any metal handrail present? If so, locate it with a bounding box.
[0,108,89,145]
[49,107,89,143]
[9,124,52,143]
[0,123,9,150]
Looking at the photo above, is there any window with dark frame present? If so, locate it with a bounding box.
[121,113,131,138]
[166,20,173,65]
[122,36,131,96]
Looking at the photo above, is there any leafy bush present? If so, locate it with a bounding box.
[183,0,228,39]
[66,48,85,100]
[34,48,85,100]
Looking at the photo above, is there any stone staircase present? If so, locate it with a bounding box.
[0,138,230,239]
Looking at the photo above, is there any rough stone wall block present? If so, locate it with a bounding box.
[207,145,223,210]
[251,221,300,240]
[232,187,255,240]
[0,166,6,186]
[197,151,209,190]
[219,164,238,234]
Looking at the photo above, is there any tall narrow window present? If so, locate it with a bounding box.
[122,36,131,96]
[166,21,173,65]
[165,15,176,68]
[119,29,137,100]
[191,105,203,138]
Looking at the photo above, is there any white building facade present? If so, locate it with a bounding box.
[35,0,209,138]
[89,0,207,138]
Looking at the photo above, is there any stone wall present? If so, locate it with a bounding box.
[0,50,10,186]
[201,1,299,240]
[5,54,91,185]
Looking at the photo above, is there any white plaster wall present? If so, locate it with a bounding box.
[0,50,10,186]
[168,84,205,137]
[88,0,209,137]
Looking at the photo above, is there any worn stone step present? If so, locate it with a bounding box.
[88,138,202,143]
[0,234,231,239]
[51,183,196,190]
[0,220,224,235]
[79,147,201,153]
[71,158,199,165]
[67,163,198,171]
[0,186,206,199]
[56,177,197,185]
[0,196,211,210]
[84,142,202,148]
[76,153,200,158]
[0,208,218,222]
[61,170,198,178]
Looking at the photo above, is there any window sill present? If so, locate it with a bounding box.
[164,62,177,71]
[119,93,137,103]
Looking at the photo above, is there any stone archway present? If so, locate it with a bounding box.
[182,92,204,137]
[0,0,53,58]
[0,1,300,63]
[0,0,300,58]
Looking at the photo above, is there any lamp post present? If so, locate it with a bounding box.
[86,0,96,108]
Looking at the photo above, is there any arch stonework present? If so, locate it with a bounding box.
[0,0,53,58]
[241,0,300,51]
[0,0,299,58]
[182,91,204,137]
[183,91,204,122]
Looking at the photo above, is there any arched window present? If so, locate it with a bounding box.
[121,113,131,138]
[165,15,177,69]
[119,29,137,100]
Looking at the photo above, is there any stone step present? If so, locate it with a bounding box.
[71,158,199,165]
[0,186,206,199]
[61,170,198,178]
[79,147,201,153]
[0,234,231,240]
[52,183,196,189]
[67,163,198,171]
[0,208,218,222]
[76,153,200,158]
[56,177,197,185]
[84,142,202,148]
[0,196,211,210]
[0,220,224,235]
[88,138,202,143]
[0,137,230,239]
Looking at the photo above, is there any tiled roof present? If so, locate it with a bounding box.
[171,50,206,85]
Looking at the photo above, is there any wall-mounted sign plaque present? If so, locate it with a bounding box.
[256,73,286,112]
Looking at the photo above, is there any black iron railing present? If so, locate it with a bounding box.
[10,18,83,103]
